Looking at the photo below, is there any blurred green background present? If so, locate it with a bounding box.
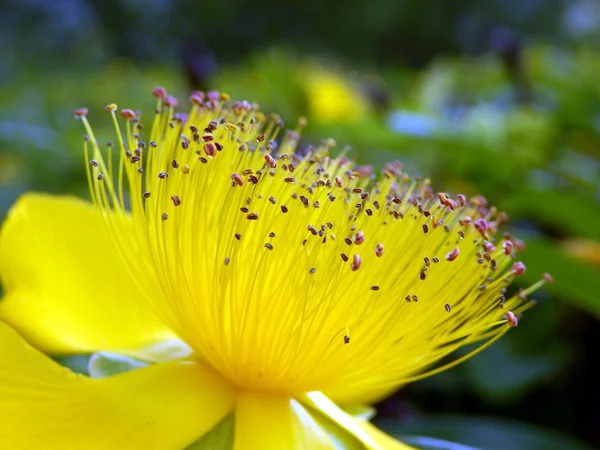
[1,0,599,449]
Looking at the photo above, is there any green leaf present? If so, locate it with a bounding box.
[341,404,377,421]
[518,237,600,317]
[399,436,480,450]
[503,190,600,241]
[186,413,235,450]
[53,354,91,375]
[379,415,593,450]
[87,352,149,378]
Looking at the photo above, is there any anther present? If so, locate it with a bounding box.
[231,173,244,186]
[269,232,276,238]
[143,192,151,198]
[422,224,429,233]
[235,233,241,240]
[543,273,554,283]
[510,262,526,276]
[153,86,167,99]
[264,243,273,250]
[354,231,365,245]
[351,254,362,271]
[247,213,259,220]
[268,196,276,204]
[484,242,495,253]
[264,154,276,168]
[445,303,451,312]
[161,213,168,221]
[281,205,288,213]
[89,160,99,167]
[344,335,350,344]
[240,207,249,213]
[158,172,168,179]
[420,271,426,280]
[446,247,460,261]
[97,174,104,181]
[503,240,513,255]
[74,108,88,118]
[309,268,316,274]
[181,164,190,174]
[121,109,136,120]
[204,143,216,157]
[224,257,230,265]
[340,253,349,262]
[375,244,384,257]
[506,311,518,327]
[171,195,181,206]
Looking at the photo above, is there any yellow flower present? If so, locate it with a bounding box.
[0,89,548,449]
[302,65,369,123]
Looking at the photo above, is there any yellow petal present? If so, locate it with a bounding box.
[0,193,173,354]
[234,392,335,450]
[354,421,416,450]
[303,392,380,448]
[302,391,415,449]
[0,322,235,449]
[325,384,399,406]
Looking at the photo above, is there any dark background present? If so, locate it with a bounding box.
[1,1,599,449]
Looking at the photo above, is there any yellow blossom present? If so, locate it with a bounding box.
[0,88,548,449]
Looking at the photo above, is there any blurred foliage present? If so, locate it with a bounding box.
[385,415,594,450]
[2,0,600,448]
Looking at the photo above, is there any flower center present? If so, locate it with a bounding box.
[76,90,548,397]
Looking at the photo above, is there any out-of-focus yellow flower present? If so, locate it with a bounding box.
[560,237,600,267]
[0,89,548,449]
[303,65,369,123]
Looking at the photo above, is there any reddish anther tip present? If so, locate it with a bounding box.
[484,242,496,253]
[375,243,384,257]
[356,165,374,178]
[503,240,513,255]
[152,86,167,99]
[474,218,489,233]
[190,93,204,106]
[121,109,136,120]
[457,194,466,206]
[74,108,88,118]
[510,262,526,276]
[445,198,457,211]
[351,254,362,271]
[354,231,365,245]
[206,90,220,102]
[264,154,277,168]
[543,273,554,283]
[445,247,460,261]
[164,95,178,107]
[506,311,519,327]
[204,142,216,157]
[231,173,243,186]
[514,238,526,251]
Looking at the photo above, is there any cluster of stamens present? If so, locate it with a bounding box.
[73,88,551,394]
